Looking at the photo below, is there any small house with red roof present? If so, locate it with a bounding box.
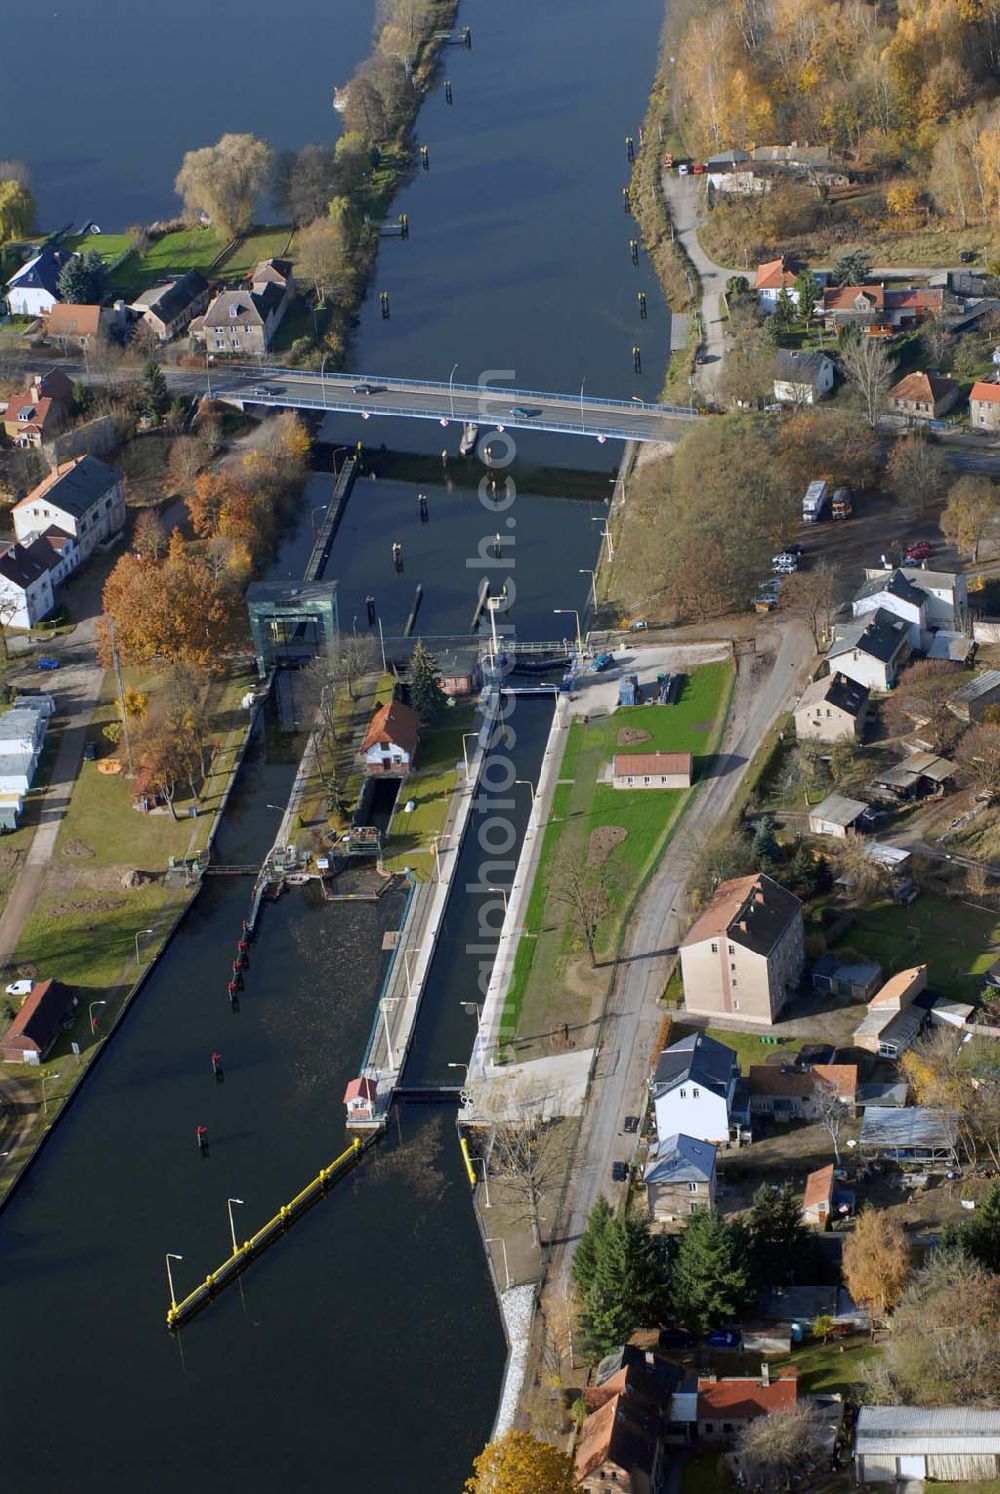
[343,1075,378,1122]
[803,1163,835,1227]
[970,379,1000,433]
[0,978,77,1064]
[755,255,799,312]
[3,369,73,448]
[697,1366,799,1443]
[888,370,960,421]
[358,698,420,777]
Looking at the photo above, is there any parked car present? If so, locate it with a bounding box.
[591,651,615,672]
[83,741,97,762]
[36,656,60,671]
[772,552,799,573]
[904,540,933,562]
[611,1161,628,1183]
[695,350,709,365]
[706,1328,742,1348]
[677,163,690,176]
[5,979,32,998]
[658,1326,696,1350]
[627,619,648,632]
[624,1114,640,1134]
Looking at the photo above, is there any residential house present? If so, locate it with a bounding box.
[794,673,869,744]
[0,539,57,629]
[696,1368,799,1443]
[826,608,911,692]
[130,270,211,342]
[358,699,420,776]
[12,455,126,566]
[612,752,692,790]
[3,368,73,447]
[856,565,968,643]
[650,1032,741,1147]
[342,1075,377,1122]
[888,370,961,421]
[643,1133,716,1222]
[0,702,47,771]
[811,953,883,1003]
[4,247,73,318]
[884,287,945,327]
[969,379,1000,432]
[574,1383,666,1492]
[808,793,871,839]
[744,1062,857,1121]
[755,256,799,312]
[852,570,927,649]
[435,647,482,698]
[680,872,805,1025]
[0,978,77,1064]
[856,1405,1000,1484]
[44,302,126,349]
[773,348,835,405]
[820,284,884,329]
[949,670,1000,724]
[192,262,292,355]
[902,565,968,634]
[802,1164,835,1227]
[854,965,929,1057]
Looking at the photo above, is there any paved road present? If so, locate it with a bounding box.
[548,616,814,1305]
[660,173,732,403]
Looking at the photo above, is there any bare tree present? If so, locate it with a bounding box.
[548,850,615,967]
[133,508,167,560]
[813,1077,847,1166]
[882,659,962,751]
[940,473,1000,562]
[779,563,838,650]
[840,331,894,427]
[834,835,894,902]
[737,1404,825,1491]
[469,1079,570,1251]
[885,432,951,517]
[956,724,1000,805]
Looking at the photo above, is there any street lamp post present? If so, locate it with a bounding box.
[165,1253,184,1311]
[134,927,154,966]
[89,999,107,1036]
[580,377,586,435]
[381,996,402,1069]
[320,351,329,406]
[514,779,536,808]
[377,615,387,672]
[41,1071,62,1118]
[592,517,615,560]
[553,608,583,657]
[402,946,422,997]
[474,1154,492,1207]
[486,1235,511,1290]
[449,361,459,420]
[580,568,597,607]
[311,503,327,538]
[460,1000,483,1023]
[448,1062,469,1082]
[461,731,479,782]
[488,885,509,916]
[227,1197,245,1255]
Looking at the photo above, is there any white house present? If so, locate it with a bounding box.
[651,1032,741,1146]
[12,456,125,567]
[0,703,47,769]
[755,256,799,312]
[773,348,835,405]
[0,539,57,629]
[854,566,968,650]
[808,792,871,839]
[611,751,692,789]
[852,570,927,649]
[794,673,869,744]
[4,247,73,318]
[358,699,420,777]
[826,608,911,693]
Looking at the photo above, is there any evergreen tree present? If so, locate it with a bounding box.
[751,815,780,868]
[142,359,169,421]
[773,286,797,329]
[793,270,819,323]
[787,842,819,897]
[831,249,872,287]
[948,1181,1000,1273]
[573,1199,669,1360]
[671,1210,753,1334]
[747,1183,809,1291]
[57,248,107,304]
[408,639,446,723]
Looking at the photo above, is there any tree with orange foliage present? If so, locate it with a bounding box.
[842,1208,909,1328]
[465,1430,575,1494]
[101,530,239,671]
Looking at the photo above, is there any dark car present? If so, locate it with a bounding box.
[509,405,543,419]
[960,249,977,264]
[36,656,60,671]
[251,384,280,398]
[658,1327,696,1350]
[695,350,709,365]
[83,741,97,762]
[624,1115,640,1134]
[611,1161,628,1183]
[353,383,383,395]
[706,1328,742,1348]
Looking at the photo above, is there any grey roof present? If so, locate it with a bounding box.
[813,953,882,985]
[131,269,208,323]
[7,247,72,296]
[809,792,869,827]
[19,456,120,521]
[854,569,926,608]
[652,1031,737,1099]
[828,608,909,665]
[897,565,963,593]
[857,1080,909,1107]
[859,1106,958,1153]
[644,1133,716,1186]
[774,347,832,384]
[796,672,869,719]
[203,282,283,326]
[858,1404,1000,1455]
[0,538,57,589]
[951,669,1000,704]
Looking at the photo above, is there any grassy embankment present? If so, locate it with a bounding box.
[498,662,733,1058]
[380,707,478,881]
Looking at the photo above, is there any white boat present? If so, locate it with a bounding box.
[459,421,478,456]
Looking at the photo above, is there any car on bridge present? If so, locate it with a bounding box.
[352,383,385,395]
[508,405,543,419]
[251,385,282,398]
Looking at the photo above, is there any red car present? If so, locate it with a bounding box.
[904,541,932,562]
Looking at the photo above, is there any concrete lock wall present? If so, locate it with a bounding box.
[43,415,119,468]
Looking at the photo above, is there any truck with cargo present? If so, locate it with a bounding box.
[802,479,829,524]
[831,486,853,520]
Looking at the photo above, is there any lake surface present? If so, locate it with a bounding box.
[0,0,673,1487]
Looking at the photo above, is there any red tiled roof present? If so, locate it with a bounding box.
[360,699,419,757]
[971,380,1000,405]
[613,751,692,778]
[746,1063,856,1101]
[889,371,958,404]
[343,1076,376,1104]
[803,1164,835,1211]
[822,285,884,312]
[4,392,57,437]
[697,1371,798,1419]
[755,257,795,292]
[0,979,73,1058]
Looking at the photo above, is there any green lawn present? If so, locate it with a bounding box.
[221,225,293,281]
[13,879,188,991]
[109,227,230,294]
[62,231,134,263]
[701,1024,796,1073]
[836,893,1000,1003]
[381,708,477,880]
[776,1334,879,1395]
[681,1452,730,1493]
[501,662,734,1045]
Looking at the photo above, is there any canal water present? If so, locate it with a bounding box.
[0,0,674,1486]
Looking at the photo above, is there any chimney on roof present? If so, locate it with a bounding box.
[761,1362,770,1388]
[755,889,765,905]
[737,919,747,933]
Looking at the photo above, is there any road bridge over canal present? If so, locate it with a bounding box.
[213,364,697,444]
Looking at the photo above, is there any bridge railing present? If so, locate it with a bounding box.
[224,364,697,420]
